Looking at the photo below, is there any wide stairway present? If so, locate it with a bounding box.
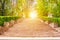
[0,18,60,37]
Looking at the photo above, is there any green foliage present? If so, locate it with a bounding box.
[48,0,60,27]
[50,17,60,27]
[0,16,21,26]
[0,17,4,26]
[40,16,60,27]
[0,0,23,17]
[48,0,60,17]
[16,0,24,17]
[36,0,48,18]
[36,0,60,27]
[0,0,23,26]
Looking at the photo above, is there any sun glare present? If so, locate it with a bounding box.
[29,11,37,19]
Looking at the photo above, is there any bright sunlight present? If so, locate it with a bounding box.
[29,10,37,19]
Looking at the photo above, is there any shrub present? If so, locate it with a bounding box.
[40,16,60,27]
[49,17,60,27]
[0,16,21,26]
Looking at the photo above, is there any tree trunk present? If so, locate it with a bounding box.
[1,0,5,16]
